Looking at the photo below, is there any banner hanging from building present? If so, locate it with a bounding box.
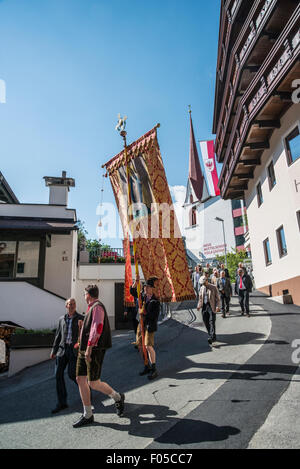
[103,125,195,302]
[199,140,220,197]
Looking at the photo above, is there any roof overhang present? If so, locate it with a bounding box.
[0,172,19,204]
[0,217,77,234]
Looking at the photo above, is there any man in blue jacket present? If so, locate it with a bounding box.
[50,298,83,414]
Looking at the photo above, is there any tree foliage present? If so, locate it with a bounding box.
[76,220,111,253]
[76,219,88,250]
[216,249,249,282]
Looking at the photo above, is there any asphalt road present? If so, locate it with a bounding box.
[0,293,299,449]
[150,294,300,449]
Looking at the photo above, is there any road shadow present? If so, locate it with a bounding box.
[154,419,240,445]
[90,402,240,445]
[250,312,299,317]
[0,319,208,425]
[166,359,297,383]
[0,317,286,426]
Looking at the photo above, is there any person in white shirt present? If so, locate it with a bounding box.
[197,276,221,345]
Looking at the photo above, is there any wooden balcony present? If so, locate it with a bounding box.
[214,0,298,162]
[218,5,300,199]
[216,0,244,81]
[214,0,248,134]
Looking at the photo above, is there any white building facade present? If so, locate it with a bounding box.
[244,104,300,304]
[183,190,238,263]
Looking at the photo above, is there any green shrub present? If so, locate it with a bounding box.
[216,248,249,282]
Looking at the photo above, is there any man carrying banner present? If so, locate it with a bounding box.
[136,278,160,380]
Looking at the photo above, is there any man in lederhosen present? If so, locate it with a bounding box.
[73,284,125,428]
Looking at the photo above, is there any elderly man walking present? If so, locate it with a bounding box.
[220,263,230,279]
[197,276,221,345]
[235,268,253,317]
[50,298,84,414]
[217,270,232,318]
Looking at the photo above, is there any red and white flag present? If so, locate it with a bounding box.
[199,140,220,197]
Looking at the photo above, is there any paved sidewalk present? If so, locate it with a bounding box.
[0,293,299,449]
[248,298,300,449]
[248,366,300,449]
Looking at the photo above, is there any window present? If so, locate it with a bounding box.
[263,238,272,266]
[190,207,197,227]
[285,126,300,165]
[267,161,276,190]
[0,240,40,279]
[16,241,40,278]
[256,182,263,207]
[276,225,288,258]
[233,216,244,228]
[235,234,245,247]
[17,263,25,274]
[231,199,242,210]
[0,241,16,278]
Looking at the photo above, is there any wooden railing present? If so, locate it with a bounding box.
[218,7,300,197]
[215,0,279,159]
[218,0,243,81]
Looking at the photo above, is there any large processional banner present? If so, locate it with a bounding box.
[103,125,195,303]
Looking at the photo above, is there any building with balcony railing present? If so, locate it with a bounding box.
[213,0,300,304]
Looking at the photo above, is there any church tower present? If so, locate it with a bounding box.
[184,108,210,227]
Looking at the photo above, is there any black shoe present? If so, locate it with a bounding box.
[222,314,226,318]
[148,365,158,380]
[73,414,94,428]
[115,393,125,417]
[51,404,68,414]
[241,312,245,316]
[208,338,213,345]
[139,365,151,376]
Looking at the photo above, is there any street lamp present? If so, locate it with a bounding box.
[215,216,228,268]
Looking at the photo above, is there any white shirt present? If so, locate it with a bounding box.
[203,287,208,304]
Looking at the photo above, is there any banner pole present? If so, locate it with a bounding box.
[119,126,148,366]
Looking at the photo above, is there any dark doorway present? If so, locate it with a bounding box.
[114,282,130,330]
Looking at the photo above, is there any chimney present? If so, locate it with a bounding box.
[43,171,75,206]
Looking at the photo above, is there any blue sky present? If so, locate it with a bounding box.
[0,0,221,246]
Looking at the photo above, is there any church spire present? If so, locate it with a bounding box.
[188,107,205,202]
